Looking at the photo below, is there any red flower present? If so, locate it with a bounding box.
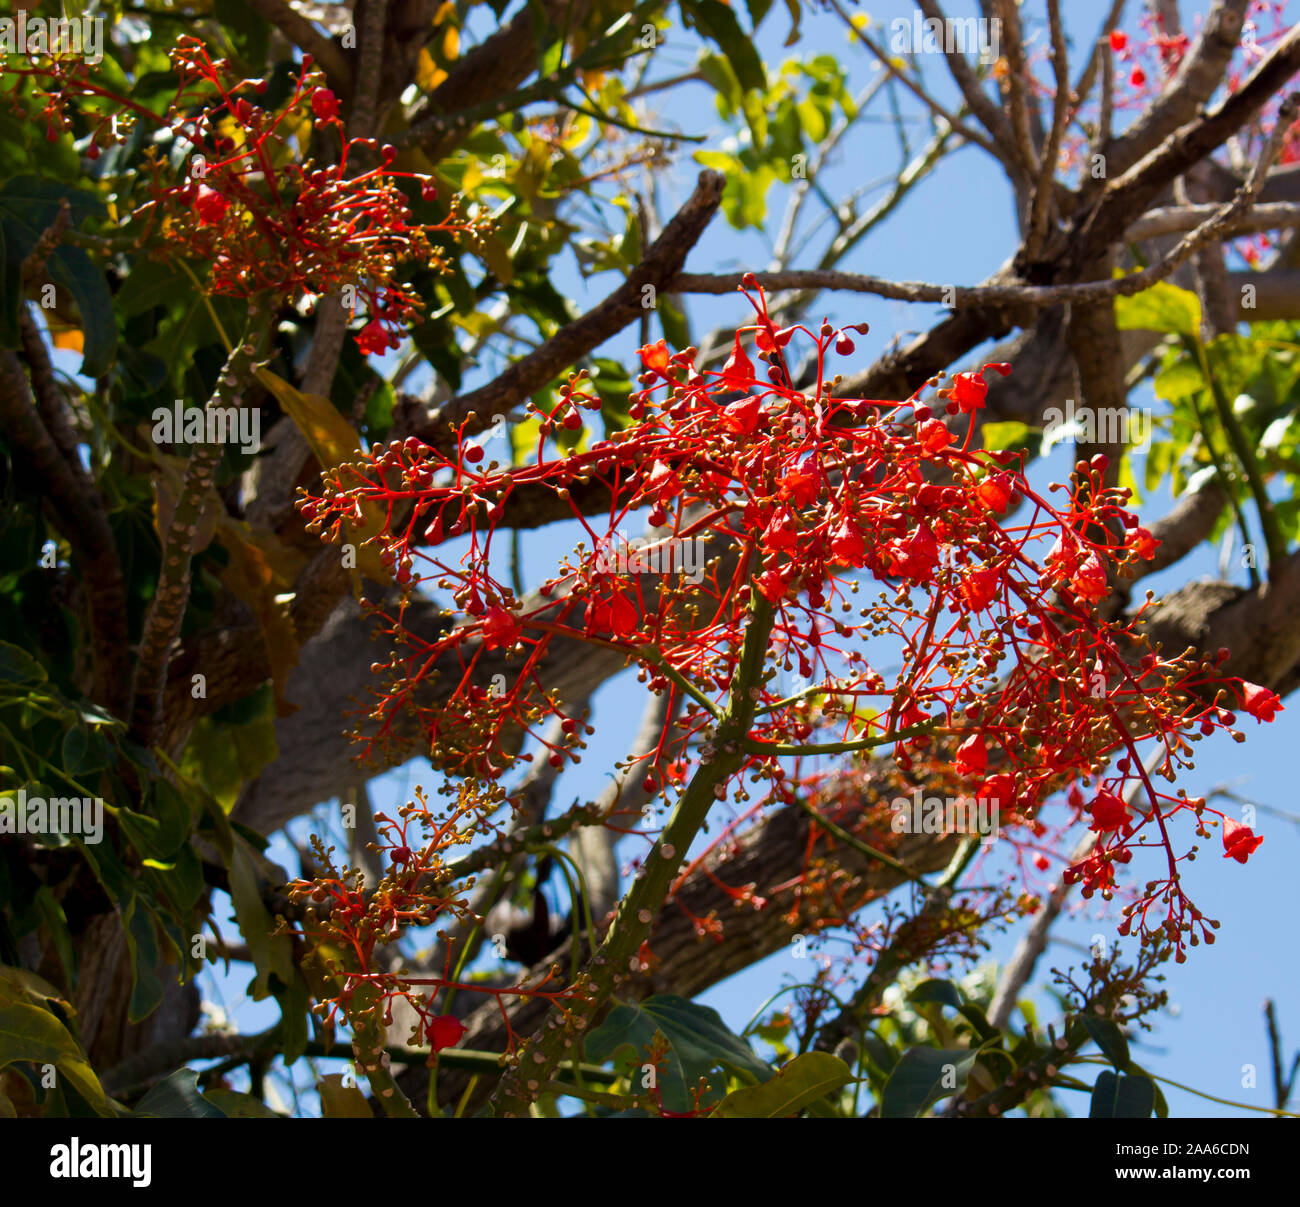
[755,565,792,602]
[1130,67,1146,87]
[720,336,756,391]
[950,372,988,414]
[1109,29,1127,52]
[1240,682,1282,722]
[645,459,681,503]
[887,523,938,581]
[762,508,800,553]
[975,474,1011,514]
[722,395,762,436]
[954,734,987,777]
[1088,790,1130,833]
[829,517,865,566]
[1132,526,1159,560]
[481,605,520,650]
[1069,553,1109,603]
[356,318,394,356]
[585,591,639,637]
[779,462,821,508]
[960,565,1000,611]
[975,773,1013,808]
[917,418,952,454]
[428,1014,466,1051]
[640,339,672,379]
[1222,817,1263,863]
[311,87,340,122]
[195,185,228,226]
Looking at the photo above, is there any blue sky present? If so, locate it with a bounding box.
[148,0,1300,1115]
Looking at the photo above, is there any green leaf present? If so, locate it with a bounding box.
[45,243,116,377]
[276,974,310,1066]
[712,1051,852,1117]
[1081,1015,1130,1070]
[1114,281,1202,338]
[981,420,1040,452]
[908,978,963,1009]
[34,887,77,989]
[1089,1070,1155,1118]
[698,52,743,119]
[318,1073,373,1117]
[132,1068,226,1118]
[0,999,111,1116]
[591,355,636,430]
[1153,357,1204,401]
[202,1088,281,1118]
[0,641,47,684]
[228,838,294,1000]
[689,0,767,93]
[586,993,772,1113]
[880,1046,979,1117]
[658,294,689,352]
[861,1029,898,1075]
[121,897,166,1023]
[955,1003,1001,1044]
[60,726,108,777]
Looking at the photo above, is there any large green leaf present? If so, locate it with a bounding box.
[132,1068,226,1118]
[688,0,767,93]
[1081,1015,1130,1070]
[908,978,964,1009]
[0,995,111,1116]
[1089,1070,1156,1118]
[0,641,48,684]
[880,1046,980,1117]
[229,838,295,1000]
[121,897,166,1023]
[711,1051,852,1117]
[586,993,772,1112]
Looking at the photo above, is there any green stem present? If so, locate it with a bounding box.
[1186,335,1285,574]
[796,798,929,886]
[742,719,938,757]
[490,593,776,1116]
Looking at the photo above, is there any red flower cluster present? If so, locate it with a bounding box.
[137,39,491,353]
[296,281,1273,959]
[286,783,577,1053]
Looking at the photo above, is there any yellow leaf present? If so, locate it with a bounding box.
[475,232,515,285]
[416,47,448,91]
[215,517,305,717]
[318,1073,373,1118]
[442,24,460,60]
[461,160,485,194]
[254,369,395,587]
